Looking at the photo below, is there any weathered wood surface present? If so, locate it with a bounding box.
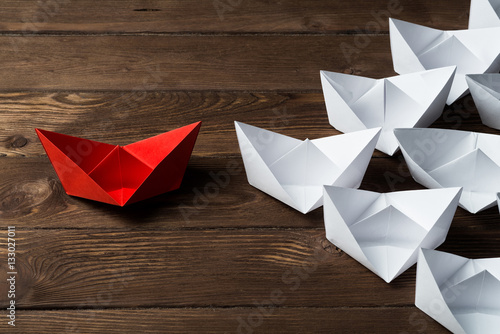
[0,229,497,311]
[2,308,446,333]
[0,35,396,90]
[1,156,500,231]
[0,92,497,159]
[0,0,469,33]
[0,0,496,333]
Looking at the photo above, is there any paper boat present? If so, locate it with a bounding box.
[394,128,500,214]
[323,186,461,283]
[416,248,500,334]
[389,18,500,105]
[36,122,202,206]
[234,121,380,214]
[469,0,500,29]
[466,74,500,130]
[320,67,455,155]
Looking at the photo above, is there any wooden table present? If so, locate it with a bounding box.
[1,1,498,333]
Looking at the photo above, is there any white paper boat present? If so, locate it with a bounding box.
[323,186,462,283]
[389,18,500,105]
[394,128,500,214]
[466,74,500,130]
[320,67,456,155]
[469,0,500,29]
[416,248,500,334]
[234,121,380,214]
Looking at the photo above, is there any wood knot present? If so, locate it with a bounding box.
[1,179,53,216]
[8,135,28,148]
[303,17,325,31]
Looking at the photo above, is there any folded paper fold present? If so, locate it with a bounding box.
[323,187,461,283]
[234,121,380,214]
[469,0,500,28]
[36,121,202,206]
[394,128,500,214]
[389,18,500,105]
[416,249,500,334]
[466,74,500,130]
[320,67,455,155]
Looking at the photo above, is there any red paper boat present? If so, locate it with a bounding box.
[36,122,201,206]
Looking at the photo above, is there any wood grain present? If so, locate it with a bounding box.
[4,307,447,333]
[0,0,495,333]
[2,155,500,231]
[1,91,499,231]
[0,92,497,159]
[0,35,395,90]
[0,229,496,313]
[1,228,495,312]
[0,92,331,158]
[0,0,469,33]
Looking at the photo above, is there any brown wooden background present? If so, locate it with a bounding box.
[0,0,499,333]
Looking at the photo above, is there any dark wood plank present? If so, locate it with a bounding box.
[0,1,487,333]
[3,307,447,333]
[0,35,396,90]
[2,155,500,230]
[0,0,469,33]
[0,92,332,158]
[0,229,451,309]
[0,92,497,159]
[0,229,497,309]
[1,90,498,228]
